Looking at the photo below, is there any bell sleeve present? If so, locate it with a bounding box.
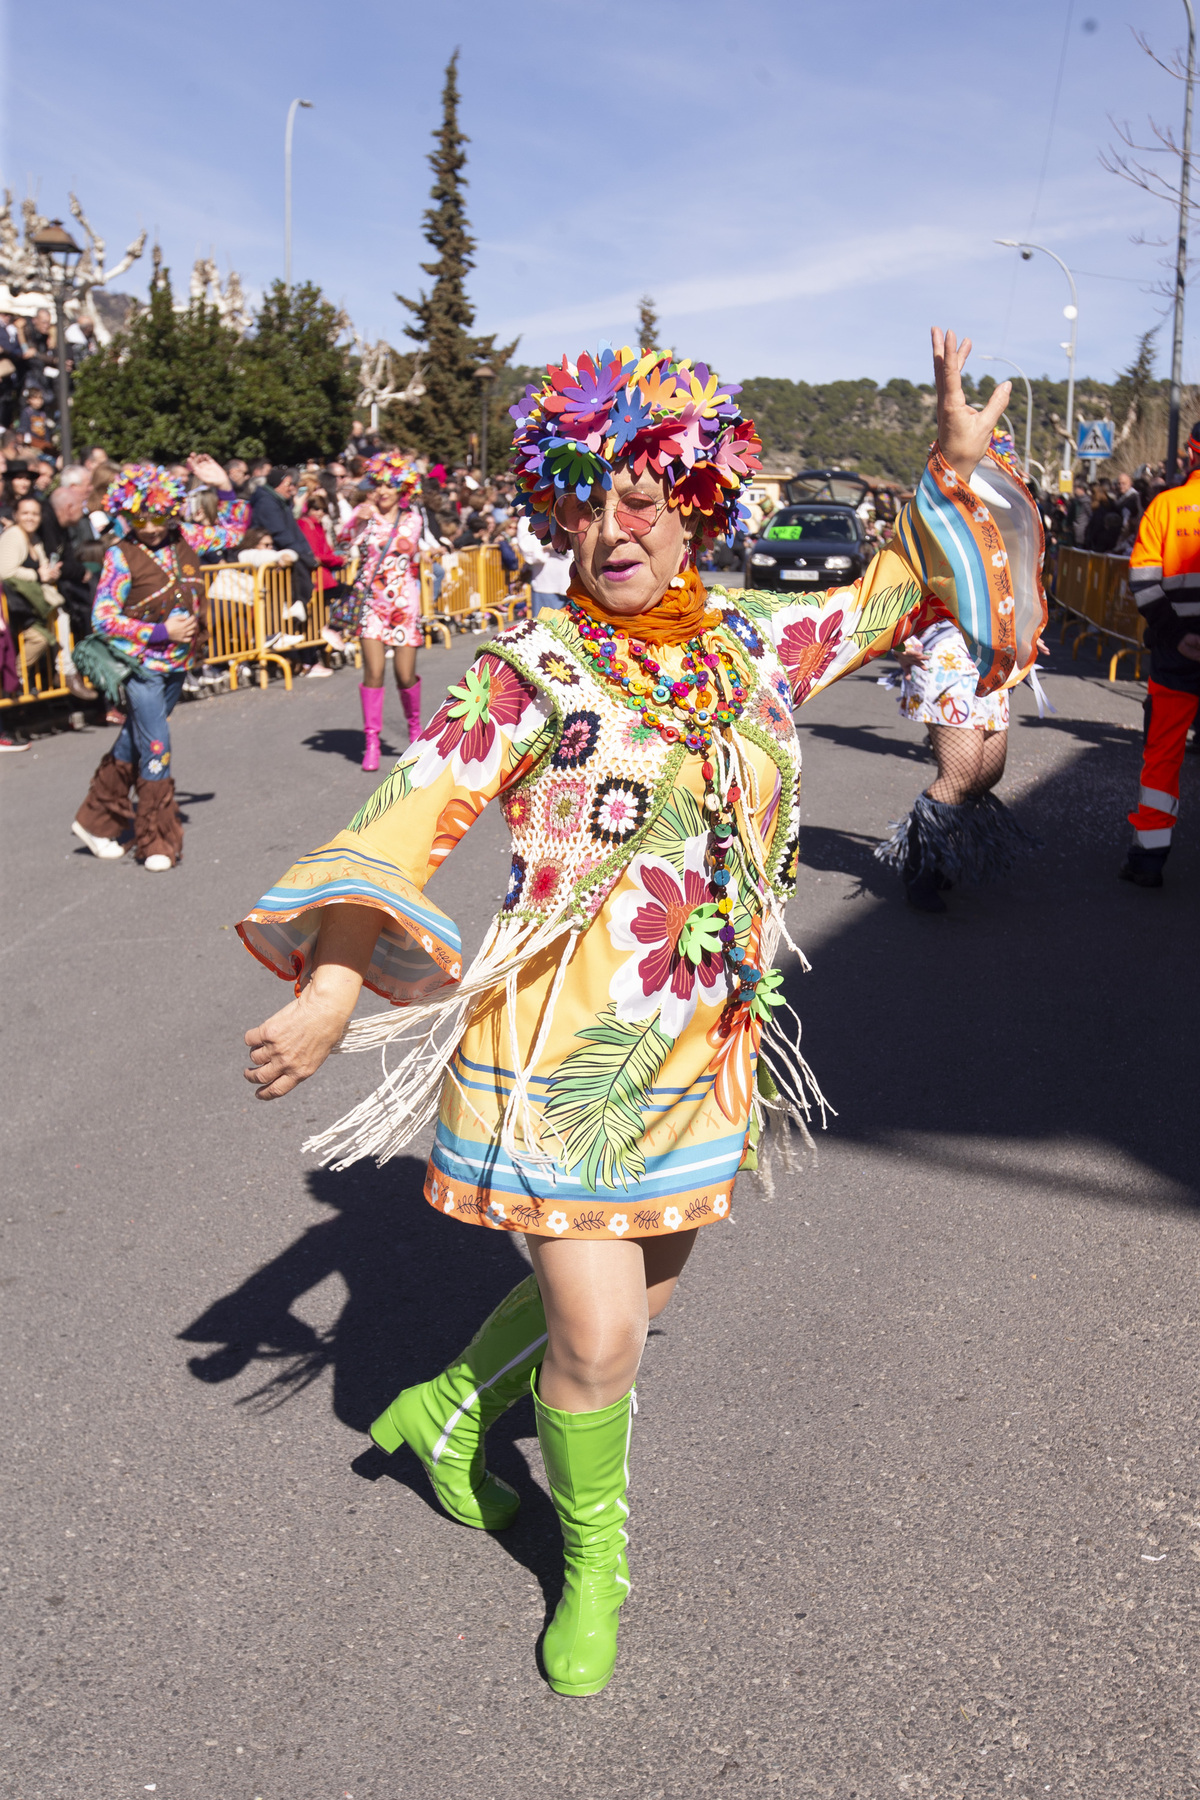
[237,653,554,1005]
[738,446,1046,709]
[180,492,250,556]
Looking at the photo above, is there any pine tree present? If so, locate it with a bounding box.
[396,49,516,471]
[637,295,659,352]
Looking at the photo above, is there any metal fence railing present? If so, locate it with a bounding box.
[1053,547,1144,681]
[2,549,534,712]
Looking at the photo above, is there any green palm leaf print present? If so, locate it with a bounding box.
[350,760,415,832]
[846,581,921,649]
[541,1004,673,1192]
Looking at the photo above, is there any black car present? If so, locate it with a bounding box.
[742,502,867,592]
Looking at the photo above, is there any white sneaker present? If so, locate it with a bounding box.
[287,603,309,624]
[72,820,126,859]
[144,854,172,872]
[305,662,333,677]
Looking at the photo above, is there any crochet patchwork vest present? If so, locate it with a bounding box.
[487,605,803,935]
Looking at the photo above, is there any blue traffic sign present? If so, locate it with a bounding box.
[1076,419,1114,460]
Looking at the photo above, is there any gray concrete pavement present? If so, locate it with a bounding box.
[2,631,1198,1800]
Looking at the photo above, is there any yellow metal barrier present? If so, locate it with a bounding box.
[419,547,530,638]
[0,593,77,707]
[203,563,292,690]
[1053,547,1144,681]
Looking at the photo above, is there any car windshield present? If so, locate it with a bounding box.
[764,509,857,542]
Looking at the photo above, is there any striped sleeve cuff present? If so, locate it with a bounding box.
[237,830,463,1004]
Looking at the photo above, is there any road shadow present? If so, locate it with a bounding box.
[179,1157,564,1608]
[785,729,1200,1211]
[301,727,407,765]
[799,720,930,764]
[798,824,894,899]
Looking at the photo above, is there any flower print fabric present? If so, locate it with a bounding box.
[898,617,1009,732]
[240,442,1045,1240]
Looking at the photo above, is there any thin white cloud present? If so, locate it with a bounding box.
[492,205,1155,349]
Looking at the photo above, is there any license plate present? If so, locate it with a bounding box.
[782,568,820,581]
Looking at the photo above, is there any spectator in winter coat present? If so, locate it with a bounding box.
[249,467,317,616]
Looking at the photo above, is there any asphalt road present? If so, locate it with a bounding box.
[3,627,1198,1800]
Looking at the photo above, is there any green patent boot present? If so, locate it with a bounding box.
[534,1371,634,1696]
[369,1273,547,1530]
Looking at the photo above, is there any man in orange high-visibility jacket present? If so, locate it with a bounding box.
[1122,423,1200,887]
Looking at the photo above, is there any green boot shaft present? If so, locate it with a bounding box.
[534,1373,634,1697]
[370,1273,547,1530]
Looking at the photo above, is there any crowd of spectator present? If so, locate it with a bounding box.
[0,306,97,445]
[0,402,1183,750]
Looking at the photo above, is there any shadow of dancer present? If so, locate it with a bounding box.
[301,727,405,765]
[178,1156,565,1606]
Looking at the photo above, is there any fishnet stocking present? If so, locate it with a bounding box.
[926,725,1007,805]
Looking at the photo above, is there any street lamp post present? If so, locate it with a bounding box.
[981,353,1034,475]
[995,238,1078,486]
[31,219,84,467]
[1167,0,1196,480]
[284,98,314,289]
[475,363,495,480]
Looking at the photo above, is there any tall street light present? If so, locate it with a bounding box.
[996,238,1078,488]
[475,363,495,480]
[284,98,314,289]
[981,353,1033,475]
[31,218,83,467]
[1167,0,1196,480]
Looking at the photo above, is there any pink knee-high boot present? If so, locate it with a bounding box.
[360,684,384,772]
[399,678,422,741]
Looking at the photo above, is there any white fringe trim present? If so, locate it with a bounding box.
[303,898,578,1172]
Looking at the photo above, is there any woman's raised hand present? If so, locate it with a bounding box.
[931,328,1011,481]
[187,452,229,489]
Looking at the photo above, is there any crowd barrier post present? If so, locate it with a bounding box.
[1051,546,1143,681]
[0,592,77,708]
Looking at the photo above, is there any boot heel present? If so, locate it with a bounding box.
[368,1405,405,1455]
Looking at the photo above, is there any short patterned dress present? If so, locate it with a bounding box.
[339,508,423,648]
[239,449,1043,1241]
[899,615,1009,733]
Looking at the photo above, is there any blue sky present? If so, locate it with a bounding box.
[0,0,1187,393]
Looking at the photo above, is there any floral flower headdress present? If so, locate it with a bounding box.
[104,463,187,521]
[364,450,420,502]
[509,344,762,543]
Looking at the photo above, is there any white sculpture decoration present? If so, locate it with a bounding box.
[0,190,147,342]
[354,334,426,427]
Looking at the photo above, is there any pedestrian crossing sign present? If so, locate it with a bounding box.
[1076,419,1114,460]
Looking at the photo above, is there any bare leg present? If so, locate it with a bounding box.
[526,1229,698,1413]
[360,638,386,689]
[925,723,986,804]
[394,644,418,690]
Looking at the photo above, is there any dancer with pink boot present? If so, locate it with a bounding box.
[337,452,424,772]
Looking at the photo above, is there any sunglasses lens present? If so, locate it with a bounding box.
[553,494,594,534]
[614,498,660,536]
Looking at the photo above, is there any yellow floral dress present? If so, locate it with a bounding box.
[238,448,1044,1240]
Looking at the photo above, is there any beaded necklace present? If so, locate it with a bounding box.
[564,597,763,1006]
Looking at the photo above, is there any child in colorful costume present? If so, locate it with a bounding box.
[72,457,248,870]
[238,332,1044,1695]
[336,451,424,772]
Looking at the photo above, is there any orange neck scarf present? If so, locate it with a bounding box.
[564,564,722,647]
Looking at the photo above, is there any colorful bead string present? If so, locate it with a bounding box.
[564,600,761,1004]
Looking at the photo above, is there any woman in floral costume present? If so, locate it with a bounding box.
[239,331,1044,1696]
[337,451,425,771]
